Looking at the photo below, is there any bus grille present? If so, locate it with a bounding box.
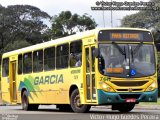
[116,89,143,92]
[111,81,148,87]
[119,94,141,99]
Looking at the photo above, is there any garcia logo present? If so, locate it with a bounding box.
[34,74,63,85]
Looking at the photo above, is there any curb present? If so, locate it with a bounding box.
[135,105,160,110]
[92,105,160,110]
[1,104,160,110]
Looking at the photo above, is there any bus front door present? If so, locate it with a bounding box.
[10,61,17,102]
[85,46,97,103]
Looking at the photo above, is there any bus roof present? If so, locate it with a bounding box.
[2,27,150,58]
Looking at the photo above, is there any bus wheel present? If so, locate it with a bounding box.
[70,89,91,113]
[57,104,73,112]
[22,91,34,111]
[117,103,135,112]
[31,104,39,111]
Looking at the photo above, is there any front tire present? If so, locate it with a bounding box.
[70,89,91,113]
[57,104,73,112]
[117,103,135,112]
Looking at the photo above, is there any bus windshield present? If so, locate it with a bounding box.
[99,44,156,78]
[130,44,155,77]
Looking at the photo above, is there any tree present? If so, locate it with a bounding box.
[0,5,51,53]
[3,39,31,52]
[121,0,160,41]
[51,11,97,39]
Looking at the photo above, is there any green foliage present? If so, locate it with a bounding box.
[51,11,97,39]
[0,4,51,53]
[158,53,160,74]
[0,7,97,54]
[157,53,160,97]
[121,12,147,28]
[121,0,160,41]
[3,39,31,52]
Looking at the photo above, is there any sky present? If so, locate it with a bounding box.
[0,0,150,28]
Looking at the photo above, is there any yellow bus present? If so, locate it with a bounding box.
[1,28,158,113]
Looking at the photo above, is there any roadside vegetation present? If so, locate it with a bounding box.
[140,98,160,105]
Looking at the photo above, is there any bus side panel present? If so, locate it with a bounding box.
[16,75,26,103]
[47,68,82,104]
[46,69,71,104]
[16,75,22,103]
[1,77,11,104]
[17,74,48,104]
[28,91,48,104]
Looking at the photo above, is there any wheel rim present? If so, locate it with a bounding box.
[74,95,82,109]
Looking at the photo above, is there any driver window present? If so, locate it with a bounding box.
[70,40,82,67]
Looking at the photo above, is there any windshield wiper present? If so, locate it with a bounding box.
[131,42,143,62]
[112,42,126,58]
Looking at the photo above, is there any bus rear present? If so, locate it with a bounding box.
[96,29,158,112]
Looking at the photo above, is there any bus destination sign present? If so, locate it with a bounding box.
[111,33,142,40]
[98,30,153,42]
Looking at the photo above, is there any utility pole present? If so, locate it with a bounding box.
[111,0,113,27]
[102,1,105,27]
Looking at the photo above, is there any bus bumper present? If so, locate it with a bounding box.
[98,89,158,105]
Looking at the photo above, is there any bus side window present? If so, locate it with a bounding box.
[23,52,32,74]
[56,44,69,69]
[2,58,9,77]
[70,40,82,67]
[91,47,95,72]
[33,50,43,72]
[44,47,55,71]
[18,54,22,74]
[86,48,90,73]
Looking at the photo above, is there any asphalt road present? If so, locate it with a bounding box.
[0,105,160,120]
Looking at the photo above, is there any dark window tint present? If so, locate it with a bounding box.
[56,44,69,69]
[91,46,95,72]
[44,47,55,71]
[23,52,32,74]
[18,54,22,74]
[2,58,9,77]
[33,50,43,72]
[85,48,90,73]
[70,40,82,67]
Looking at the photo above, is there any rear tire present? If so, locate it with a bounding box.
[70,89,91,113]
[117,103,135,112]
[22,91,39,111]
[30,104,39,111]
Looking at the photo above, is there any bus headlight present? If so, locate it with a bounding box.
[102,83,114,92]
[146,81,157,92]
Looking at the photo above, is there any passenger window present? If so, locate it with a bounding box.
[23,52,32,74]
[56,44,69,69]
[18,54,22,74]
[44,47,55,71]
[70,40,82,67]
[91,46,95,72]
[33,50,43,72]
[85,48,90,73]
[2,58,9,77]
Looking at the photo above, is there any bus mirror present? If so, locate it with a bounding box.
[94,48,99,58]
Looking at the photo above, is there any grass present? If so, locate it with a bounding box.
[140,98,160,105]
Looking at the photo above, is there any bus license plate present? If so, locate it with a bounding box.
[125,98,136,103]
